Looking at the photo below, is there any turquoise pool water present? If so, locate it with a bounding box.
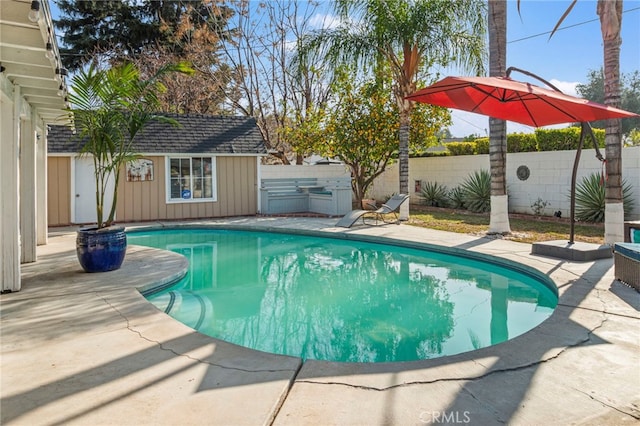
[130,228,557,363]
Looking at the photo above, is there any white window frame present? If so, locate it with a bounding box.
[166,156,217,203]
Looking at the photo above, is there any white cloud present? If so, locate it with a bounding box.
[284,39,297,52]
[549,79,580,97]
[448,111,488,138]
[308,13,341,30]
[448,111,539,138]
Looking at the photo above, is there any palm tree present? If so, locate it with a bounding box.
[487,0,511,234]
[598,0,625,243]
[68,61,193,229]
[546,0,626,243]
[299,0,486,218]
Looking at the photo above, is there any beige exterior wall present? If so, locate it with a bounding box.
[47,157,71,226]
[47,155,259,225]
[116,155,258,222]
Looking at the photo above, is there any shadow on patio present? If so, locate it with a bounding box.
[2,224,638,425]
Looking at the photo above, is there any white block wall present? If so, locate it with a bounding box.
[370,146,640,220]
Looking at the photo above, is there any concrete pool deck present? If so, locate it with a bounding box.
[1,217,638,425]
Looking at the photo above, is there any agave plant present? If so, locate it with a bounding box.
[461,169,491,213]
[574,172,634,223]
[421,181,449,207]
[447,186,466,209]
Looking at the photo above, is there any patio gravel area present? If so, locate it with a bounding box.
[1,217,638,425]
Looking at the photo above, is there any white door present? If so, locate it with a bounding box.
[74,157,115,224]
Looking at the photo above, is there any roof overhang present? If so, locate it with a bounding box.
[0,0,69,123]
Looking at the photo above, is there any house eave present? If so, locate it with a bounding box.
[0,0,70,123]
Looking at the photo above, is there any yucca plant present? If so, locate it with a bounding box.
[421,181,449,207]
[574,172,634,223]
[461,169,491,213]
[448,186,466,209]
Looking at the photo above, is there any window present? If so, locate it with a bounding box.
[167,156,216,202]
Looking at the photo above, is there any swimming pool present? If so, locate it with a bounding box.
[129,228,557,363]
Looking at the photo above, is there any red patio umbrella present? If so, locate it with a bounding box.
[407,68,639,246]
[406,75,638,127]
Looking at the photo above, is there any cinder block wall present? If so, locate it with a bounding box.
[370,146,640,220]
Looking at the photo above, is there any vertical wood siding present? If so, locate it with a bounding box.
[116,156,257,222]
[47,157,71,226]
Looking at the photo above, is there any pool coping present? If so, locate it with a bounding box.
[2,217,639,425]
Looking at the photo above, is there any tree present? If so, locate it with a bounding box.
[436,128,452,140]
[56,0,241,121]
[598,0,625,244]
[487,0,511,234]
[125,7,239,115]
[220,0,333,164]
[576,69,640,135]
[55,0,234,71]
[67,61,193,229]
[291,68,449,202]
[626,128,640,146]
[547,0,627,243]
[327,75,400,202]
[298,0,486,219]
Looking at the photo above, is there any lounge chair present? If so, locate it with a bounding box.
[336,194,410,228]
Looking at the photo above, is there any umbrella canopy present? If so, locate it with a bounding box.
[406,76,638,127]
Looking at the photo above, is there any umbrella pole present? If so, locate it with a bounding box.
[569,124,588,244]
[506,67,563,92]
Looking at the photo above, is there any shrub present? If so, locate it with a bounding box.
[421,181,449,207]
[446,142,476,156]
[536,128,579,151]
[536,127,605,151]
[461,169,491,213]
[626,128,640,147]
[411,151,450,158]
[474,137,490,154]
[475,133,537,153]
[531,197,550,216]
[448,186,466,209]
[574,172,635,222]
[507,132,538,152]
[589,128,606,148]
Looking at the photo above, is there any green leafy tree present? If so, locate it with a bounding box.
[627,128,640,146]
[55,0,234,71]
[291,69,447,202]
[298,0,486,218]
[57,0,237,115]
[281,107,328,165]
[125,11,238,115]
[311,73,400,202]
[575,69,640,135]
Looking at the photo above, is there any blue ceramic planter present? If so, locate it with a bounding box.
[76,226,127,273]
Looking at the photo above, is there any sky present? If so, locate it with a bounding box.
[440,0,640,137]
[49,0,639,138]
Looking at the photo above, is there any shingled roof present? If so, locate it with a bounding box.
[47,113,267,155]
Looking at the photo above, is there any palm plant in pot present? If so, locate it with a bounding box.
[68,60,192,272]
